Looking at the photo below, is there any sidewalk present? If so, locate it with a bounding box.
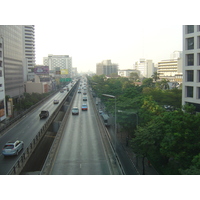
[94,95,159,175]
[117,130,159,175]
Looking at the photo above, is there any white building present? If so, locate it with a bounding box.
[118,69,140,78]
[182,25,200,112]
[43,54,72,77]
[157,51,182,82]
[134,58,154,78]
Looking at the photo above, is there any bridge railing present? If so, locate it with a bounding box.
[6,82,78,175]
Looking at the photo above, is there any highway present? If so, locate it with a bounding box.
[0,83,72,175]
[49,83,113,175]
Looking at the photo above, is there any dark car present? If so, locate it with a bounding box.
[53,100,59,104]
[39,110,49,119]
[83,96,87,101]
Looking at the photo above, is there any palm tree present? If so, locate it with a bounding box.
[159,79,169,90]
[151,72,160,82]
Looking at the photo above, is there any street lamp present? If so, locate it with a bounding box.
[102,94,116,153]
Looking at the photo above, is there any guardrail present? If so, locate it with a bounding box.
[89,87,125,175]
[40,82,79,175]
[6,82,78,175]
[0,90,59,136]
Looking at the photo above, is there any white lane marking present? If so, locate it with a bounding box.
[80,164,81,168]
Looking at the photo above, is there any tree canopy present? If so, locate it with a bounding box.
[88,75,199,174]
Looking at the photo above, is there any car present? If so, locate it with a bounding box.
[39,110,49,119]
[78,89,81,93]
[72,107,79,115]
[82,104,88,111]
[53,100,59,104]
[83,91,87,95]
[2,140,24,157]
[83,96,87,101]
[99,109,103,114]
[60,89,64,93]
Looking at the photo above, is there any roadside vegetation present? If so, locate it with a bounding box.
[88,74,200,175]
[13,92,53,112]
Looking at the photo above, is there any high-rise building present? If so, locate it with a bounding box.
[0,36,6,121]
[96,60,118,76]
[23,25,36,81]
[0,26,24,99]
[182,25,200,112]
[43,54,72,77]
[134,58,154,78]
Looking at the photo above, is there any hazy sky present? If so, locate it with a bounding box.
[3,0,198,73]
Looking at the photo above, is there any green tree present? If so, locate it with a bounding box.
[129,72,140,82]
[179,154,200,175]
[156,79,170,90]
[151,72,160,82]
[142,78,155,88]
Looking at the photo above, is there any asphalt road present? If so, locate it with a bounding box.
[50,84,113,175]
[0,83,73,175]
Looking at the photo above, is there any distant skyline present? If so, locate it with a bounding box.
[35,24,182,73]
[2,0,198,73]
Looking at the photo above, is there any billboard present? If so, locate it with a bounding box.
[34,66,49,75]
[61,69,68,75]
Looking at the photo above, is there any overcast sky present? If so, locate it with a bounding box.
[3,0,199,73]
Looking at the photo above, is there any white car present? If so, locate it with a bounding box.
[72,107,79,115]
[2,140,24,157]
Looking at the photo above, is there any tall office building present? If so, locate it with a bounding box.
[0,37,6,121]
[182,25,200,112]
[0,26,24,98]
[43,54,72,77]
[23,25,36,81]
[134,58,154,78]
[96,60,118,76]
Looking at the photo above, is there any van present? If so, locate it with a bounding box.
[101,113,110,127]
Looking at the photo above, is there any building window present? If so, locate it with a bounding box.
[186,70,194,81]
[186,86,193,97]
[0,51,2,57]
[198,36,200,49]
[187,25,194,34]
[198,71,200,82]
[187,54,194,66]
[0,61,2,67]
[197,87,200,99]
[198,54,200,66]
[198,25,200,32]
[187,37,194,50]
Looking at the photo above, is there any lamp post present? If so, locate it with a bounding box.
[102,94,116,153]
